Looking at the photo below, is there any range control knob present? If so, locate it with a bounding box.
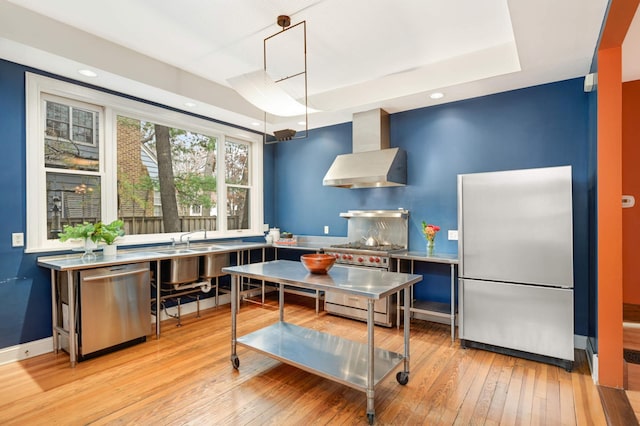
[369,257,375,263]
[357,257,364,263]
[375,257,381,263]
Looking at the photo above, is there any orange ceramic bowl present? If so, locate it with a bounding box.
[300,254,336,274]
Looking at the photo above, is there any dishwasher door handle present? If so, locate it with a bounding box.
[82,267,149,282]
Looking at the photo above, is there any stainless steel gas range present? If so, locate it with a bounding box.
[323,242,405,269]
[323,209,409,327]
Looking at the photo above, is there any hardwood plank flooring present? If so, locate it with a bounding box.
[0,295,607,425]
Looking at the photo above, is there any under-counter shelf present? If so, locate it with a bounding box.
[404,300,454,318]
[393,252,459,341]
[237,322,403,390]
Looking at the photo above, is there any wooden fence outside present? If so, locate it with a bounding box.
[51,216,242,237]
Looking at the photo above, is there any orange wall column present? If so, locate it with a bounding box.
[622,80,640,304]
[597,0,640,389]
[598,45,624,387]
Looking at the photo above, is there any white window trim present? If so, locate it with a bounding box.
[26,73,264,253]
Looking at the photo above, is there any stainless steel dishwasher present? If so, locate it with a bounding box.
[79,262,151,359]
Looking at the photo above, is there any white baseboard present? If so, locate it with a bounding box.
[0,337,54,366]
[586,337,598,383]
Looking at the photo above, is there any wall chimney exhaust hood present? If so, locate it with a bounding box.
[323,109,407,188]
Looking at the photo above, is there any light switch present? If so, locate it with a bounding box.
[324,226,329,234]
[448,230,458,241]
[12,232,24,247]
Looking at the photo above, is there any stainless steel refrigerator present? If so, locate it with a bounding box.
[457,166,574,369]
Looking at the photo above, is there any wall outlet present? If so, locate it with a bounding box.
[263,223,269,232]
[12,232,24,247]
[448,230,458,241]
[324,225,329,235]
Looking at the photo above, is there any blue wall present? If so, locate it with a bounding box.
[0,56,594,350]
[273,78,592,335]
[0,60,52,348]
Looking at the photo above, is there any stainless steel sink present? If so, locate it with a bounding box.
[160,249,197,255]
[161,255,199,284]
[189,245,224,252]
[200,252,230,278]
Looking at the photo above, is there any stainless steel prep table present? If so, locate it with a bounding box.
[37,251,161,367]
[223,260,422,424]
[38,242,270,367]
[392,252,459,341]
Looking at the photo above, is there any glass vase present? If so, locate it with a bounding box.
[427,239,435,255]
[82,238,97,262]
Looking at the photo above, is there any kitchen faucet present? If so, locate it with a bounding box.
[179,229,207,247]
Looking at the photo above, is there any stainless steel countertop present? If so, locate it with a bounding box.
[223,259,422,299]
[37,241,269,271]
[391,251,459,264]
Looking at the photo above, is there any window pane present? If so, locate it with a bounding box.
[225,140,249,185]
[72,108,95,144]
[46,101,69,139]
[44,100,99,171]
[227,187,249,230]
[117,116,218,235]
[46,172,101,239]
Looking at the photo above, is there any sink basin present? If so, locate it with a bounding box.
[189,245,224,252]
[161,255,199,285]
[200,252,230,278]
[157,248,195,254]
[159,249,197,255]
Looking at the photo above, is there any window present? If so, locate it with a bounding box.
[225,138,251,231]
[116,116,221,235]
[26,73,263,252]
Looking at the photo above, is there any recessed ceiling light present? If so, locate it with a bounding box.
[297,121,306,126]
[430,92,444,99]
[251,122,261,126]
[78,69,98,78]
[184,102,197,108]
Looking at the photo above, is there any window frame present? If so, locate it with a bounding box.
[26,73,264,253]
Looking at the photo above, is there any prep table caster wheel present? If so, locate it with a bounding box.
[396,371,409,385]
[231,355,240,369]
[367,413,375,425]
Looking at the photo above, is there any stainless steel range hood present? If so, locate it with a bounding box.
[323,109,407,188]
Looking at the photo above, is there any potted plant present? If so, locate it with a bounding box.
[58,222,99,245]
[58,222,99,260]
[58,220,125,258]
[94,219,125,256]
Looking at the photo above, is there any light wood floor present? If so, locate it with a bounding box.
[0,294,606,425]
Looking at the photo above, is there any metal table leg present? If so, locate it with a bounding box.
[50,270,58,353]
[366,298,375,423]
[262,247,266,305]
[450,264,455,342]
[403,285,411,374]
[156,261,161,337]
[279,283,285,322]
[66,270,76,367]
[230,274,239,368]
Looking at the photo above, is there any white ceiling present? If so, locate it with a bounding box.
[0,0,632,135]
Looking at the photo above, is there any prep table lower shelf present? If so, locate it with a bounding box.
[237,321,404,390]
